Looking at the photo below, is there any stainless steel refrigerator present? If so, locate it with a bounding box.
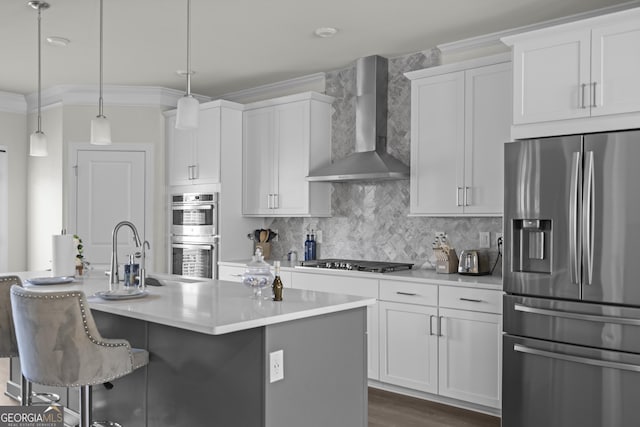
[503,130,640,427]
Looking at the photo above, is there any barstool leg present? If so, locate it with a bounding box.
[20,375,31,406]
[80,385,92,427]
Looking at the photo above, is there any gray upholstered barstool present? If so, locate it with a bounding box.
[10,286,149,427]
[0,275,59,405]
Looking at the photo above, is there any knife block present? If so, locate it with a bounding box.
[434,248,458,274]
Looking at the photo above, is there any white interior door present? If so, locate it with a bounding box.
[0,147,7,272]
[74,149,146,269]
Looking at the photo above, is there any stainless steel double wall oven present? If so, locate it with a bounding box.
[171,192,218,279]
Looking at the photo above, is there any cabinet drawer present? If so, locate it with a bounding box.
[439,286,502,314]
[380,280,437,306]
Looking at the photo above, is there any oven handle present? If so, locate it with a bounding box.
[172,204,214,211]
[514,344,640,372]
[514,303,640,326]
[172,243,214,250]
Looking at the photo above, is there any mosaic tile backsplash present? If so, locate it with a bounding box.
[265,49,503,271]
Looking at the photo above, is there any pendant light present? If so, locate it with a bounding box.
[28,1,49,157]
[90,0,111,144]
[175,0,199,130]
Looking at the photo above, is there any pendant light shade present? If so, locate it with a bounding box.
[176,94,199,129]
[91,116,111,144]
[91,0,111,145]
[29,131,47,157]
[28,1,49,157]
[175,0,199,130]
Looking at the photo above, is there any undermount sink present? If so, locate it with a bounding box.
[146,274,207,286]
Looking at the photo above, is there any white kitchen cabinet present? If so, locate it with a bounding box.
[437,308,501,408]
[405,55,511,216]
[379,301,439,393]
[242,92,333,217]
[379,279,502,409]
[166,101,243,186]
[290,271,379,380]
[502,7,640,138]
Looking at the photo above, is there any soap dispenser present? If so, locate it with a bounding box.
[124,254,139,288]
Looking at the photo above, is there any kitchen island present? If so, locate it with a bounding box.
[8,272,374,427]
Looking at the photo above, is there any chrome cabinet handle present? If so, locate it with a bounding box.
[464,187,470,206]
[396,291,417,296]
[580,83,587,109]
[438,316,443,337]
[429,315,434,336]
[583,151,594,285]
[514,303,640,326]
[514,344,640,372]
[591,82,597,108]
[267,194,272,209]
[569,152,581,285]
[459,297,482,303]
[456,187,462,207]
[274,193,279,209]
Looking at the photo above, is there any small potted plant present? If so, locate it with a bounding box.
[73,234,84,276]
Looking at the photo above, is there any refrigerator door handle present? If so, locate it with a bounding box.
[569,151,581,285]
[583,151,595,285]
[514,344,640,372]
[514,303,640,326]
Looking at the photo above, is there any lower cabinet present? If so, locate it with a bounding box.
[379,301,438,393]
[379,280,502,409]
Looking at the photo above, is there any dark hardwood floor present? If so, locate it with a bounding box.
[368,388,500,427]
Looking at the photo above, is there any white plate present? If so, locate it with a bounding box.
[94,289,148,301]
[26,276,75,286]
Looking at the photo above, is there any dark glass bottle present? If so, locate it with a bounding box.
[272,261,283,301]
[304,234,311,261]
[310,230,317,260]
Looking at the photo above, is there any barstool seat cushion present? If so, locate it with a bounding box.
[0,276,21,358]
[10,286,149,388]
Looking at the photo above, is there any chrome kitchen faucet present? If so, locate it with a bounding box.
[109,220,142,290]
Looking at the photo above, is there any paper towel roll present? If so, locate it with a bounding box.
[52,234,76,277]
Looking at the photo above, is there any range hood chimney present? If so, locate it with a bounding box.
[307,55,409,182]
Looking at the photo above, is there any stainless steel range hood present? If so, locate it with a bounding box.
[307,55,409,182]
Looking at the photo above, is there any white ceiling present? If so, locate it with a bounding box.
[0,0,636,98]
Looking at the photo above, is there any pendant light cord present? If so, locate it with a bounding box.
[186,0,192,96]
[36,5,42,132]
[98,0,104,117]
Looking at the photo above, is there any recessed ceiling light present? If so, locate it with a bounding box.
[176,70,196,77]
[314,27,338,38]
[46,36,70,47]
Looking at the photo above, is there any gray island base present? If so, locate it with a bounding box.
[6,274,371,427]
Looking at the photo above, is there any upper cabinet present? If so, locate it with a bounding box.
[242,92,333,217]
[165,100,243,186]
[502,7,640,139]
[405,55,512,216]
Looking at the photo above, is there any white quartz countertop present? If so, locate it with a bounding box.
[219,259,503,291]
[13,272,375,336]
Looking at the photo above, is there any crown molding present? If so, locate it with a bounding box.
[24,85,211,113]
[220,72,326,104]
[0,91,27,114]
[438,0,640,54]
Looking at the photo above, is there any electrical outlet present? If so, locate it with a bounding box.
[315,230,323,243]
[479,232,490,248]
[269,350,284,383]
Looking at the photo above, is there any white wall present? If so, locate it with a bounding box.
[27,106,64,270]
[0,111,28,271]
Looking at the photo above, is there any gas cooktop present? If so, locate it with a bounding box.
[299,259,413,273]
